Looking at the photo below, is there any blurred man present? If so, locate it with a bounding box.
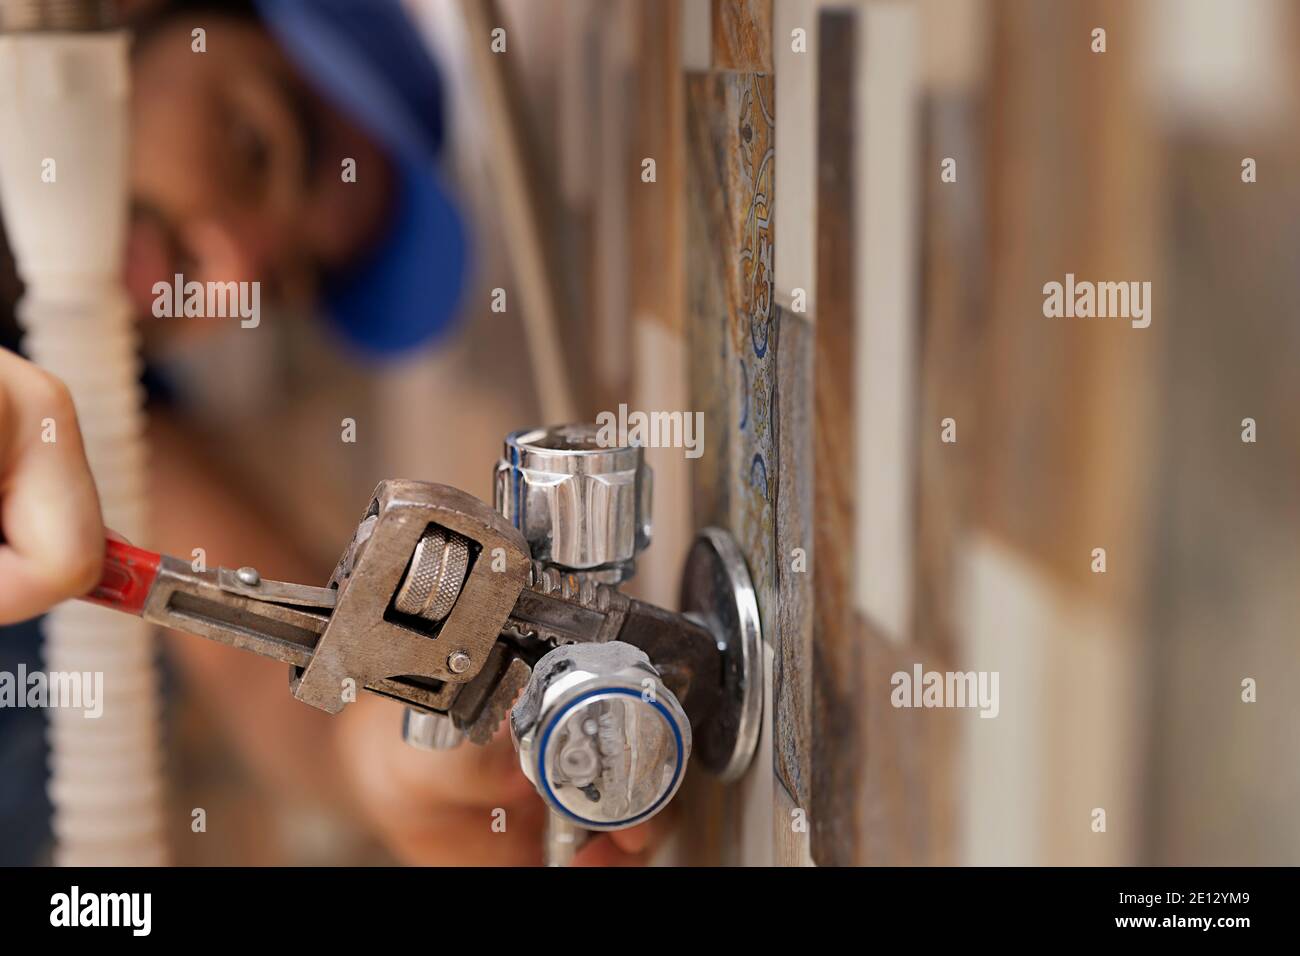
[127,0,467,360]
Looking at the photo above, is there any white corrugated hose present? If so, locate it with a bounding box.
[0,31,167,865]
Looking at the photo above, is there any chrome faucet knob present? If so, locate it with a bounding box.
[401,709,464,750]
[511,642,690,831]
[495,424,651,584]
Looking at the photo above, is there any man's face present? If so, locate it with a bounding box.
[127,16,393,329]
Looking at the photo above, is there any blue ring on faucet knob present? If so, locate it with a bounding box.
[536,687,686,830]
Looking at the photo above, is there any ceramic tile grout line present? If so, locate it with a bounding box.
[0,2,167,864]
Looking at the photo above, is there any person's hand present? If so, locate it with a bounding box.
[0,348,105,624]
[335,693,670,865]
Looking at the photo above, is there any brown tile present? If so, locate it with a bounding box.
[712,0,773,72]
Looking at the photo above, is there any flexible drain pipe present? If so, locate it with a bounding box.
[0,2,166,865]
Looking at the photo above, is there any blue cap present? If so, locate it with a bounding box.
[255,0,469,358]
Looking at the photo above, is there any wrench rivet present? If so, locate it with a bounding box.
[448,651,472,674]
[236,566,261,587]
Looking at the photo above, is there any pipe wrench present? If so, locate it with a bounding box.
[83,427,762,834]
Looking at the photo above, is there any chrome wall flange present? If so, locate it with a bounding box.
[679,527,763,782]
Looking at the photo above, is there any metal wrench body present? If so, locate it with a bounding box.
[86,479,725,747]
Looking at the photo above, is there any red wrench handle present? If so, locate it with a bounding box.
[85,538,162,615]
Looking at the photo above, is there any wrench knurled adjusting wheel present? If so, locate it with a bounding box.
[395,526,470,622]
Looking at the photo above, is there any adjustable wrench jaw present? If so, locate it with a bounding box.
[292,479,531,714]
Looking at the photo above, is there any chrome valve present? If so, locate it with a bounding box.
[492,424,761,862]
[495,423,651,583]
[510,642,690,830]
